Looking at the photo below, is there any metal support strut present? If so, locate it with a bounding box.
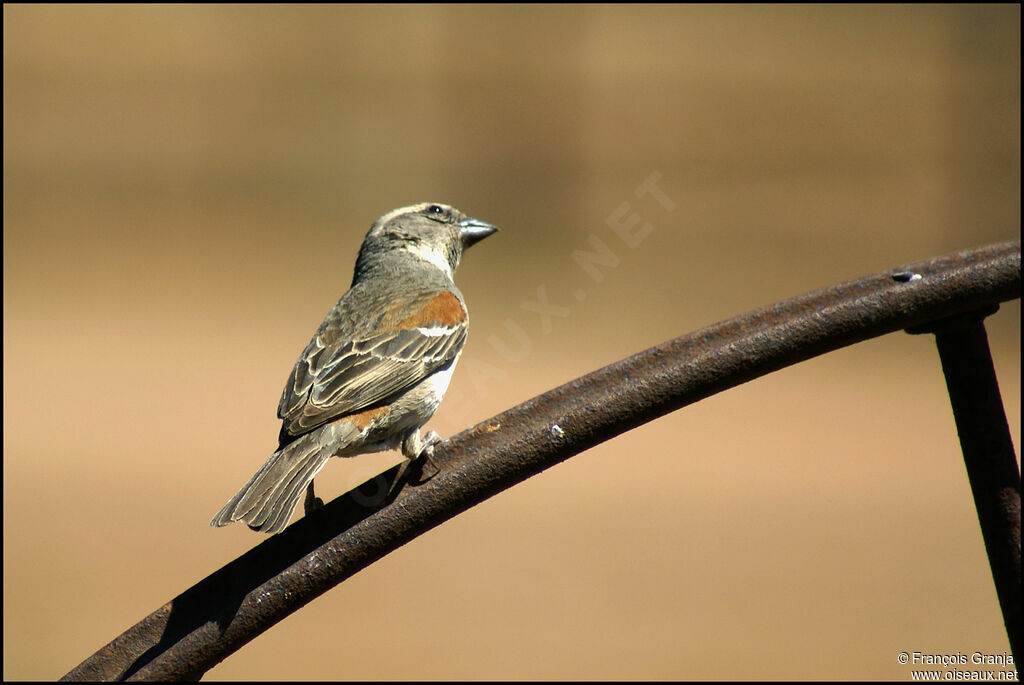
[911,307,1021,661]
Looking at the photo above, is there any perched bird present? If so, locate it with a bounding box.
[211,202,498,534]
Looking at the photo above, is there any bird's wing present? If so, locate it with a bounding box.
[277,288,467,440]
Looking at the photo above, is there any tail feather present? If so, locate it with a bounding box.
[211,432,332,534]
[246,444,330,532]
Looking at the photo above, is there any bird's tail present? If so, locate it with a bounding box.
[211,432,332,535]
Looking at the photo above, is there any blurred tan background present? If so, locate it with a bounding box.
[4,4,1020,681]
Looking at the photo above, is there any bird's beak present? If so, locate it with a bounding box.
[459,217,499,248]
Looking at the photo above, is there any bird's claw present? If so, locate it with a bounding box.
[412,430,442,483]
[392,429,444,495]
[303,482,325,515]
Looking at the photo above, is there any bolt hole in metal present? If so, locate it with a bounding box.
[891,271,922,282]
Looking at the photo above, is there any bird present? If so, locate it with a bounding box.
[211,202,498,534]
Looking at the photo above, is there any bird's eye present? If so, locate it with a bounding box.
[425,204,452,223]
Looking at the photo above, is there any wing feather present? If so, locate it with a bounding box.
[276,288,467,441]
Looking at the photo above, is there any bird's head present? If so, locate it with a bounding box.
[354,202,499,282]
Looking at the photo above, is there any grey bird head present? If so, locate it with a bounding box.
[353,202,499,283]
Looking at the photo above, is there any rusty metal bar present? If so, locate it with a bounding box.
[910,310,1021,659]
[60,240,1020,681]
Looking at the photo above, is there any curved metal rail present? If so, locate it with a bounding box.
[61,240,1021,681]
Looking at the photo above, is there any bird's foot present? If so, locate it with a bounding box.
[406,430,442,483]
[303,481,325,515]
[387,429,444,499]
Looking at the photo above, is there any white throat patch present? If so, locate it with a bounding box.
[405,242,454,279]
